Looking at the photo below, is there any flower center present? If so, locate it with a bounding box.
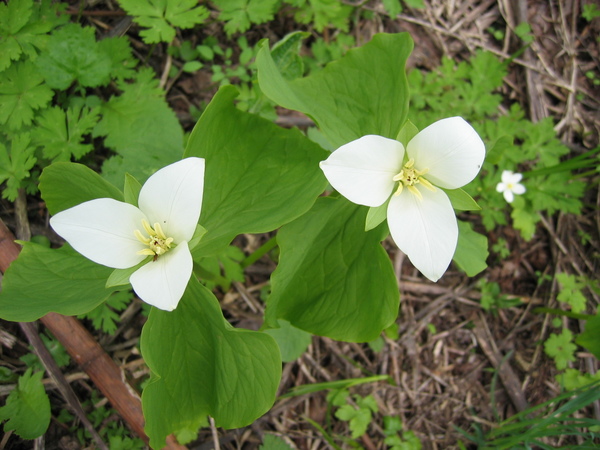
[134,219,174,259]
[392,158,435,201]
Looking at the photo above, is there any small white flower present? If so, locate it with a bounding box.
[496,170,526,203]
[319,117,485,282]
[50,158,205,311]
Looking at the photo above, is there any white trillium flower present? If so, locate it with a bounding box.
[50,157,205,311]
[496,170,526,203]
[320,117,485,282]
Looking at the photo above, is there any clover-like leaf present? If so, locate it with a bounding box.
[544,328,577,370]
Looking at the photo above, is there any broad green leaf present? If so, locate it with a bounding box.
[0,369,50,439]
[95,68,184,186]
[454,220,488,276]
[0,60,53,130]
[266,197,399,342]
[141,278,281,448]
[0,242,117,322]
[271,31,310,80]
[256,33,413,147]
[34,24,112,89]
[185,85,328,256]
[576,313,600,360]
[39,162,123,215]
[264,319,312,362]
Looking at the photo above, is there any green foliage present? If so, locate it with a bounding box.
[94,68,184,186]
[20,333,70,370]
[383,416,422,450]
[185,86,328,256]
[576,312,600,360]
[285,0,353,32]
[544,328,577,370]
[329,390,379,439]
[212,0,280,35]
[477,279,522,311]
[0,241,119,321]
[35,24,122,89]
[79,290,131,334]
[582,3,600,21]
[556,273,588,314]
[0,368,51,439]
[0,133,37,201]
[458,380,600,448]
[454,220,488,277]
[0,0,68,72]
[141,278,281,448]
[32,105,100,162]
[0,60,53,130]
[196,245,246,291]
[117,0,209,44]
[260,434,294,449]
[265,197,399,342]
[257,32,413,147]
[264,319,312,362]
[559,368,600,391]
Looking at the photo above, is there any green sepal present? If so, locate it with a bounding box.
[453,220,488,276]
[365,197,390,231]
[187,224,207,252]
[443,187,481,211]
[396,119,418,146]
[123,172,142,206]
[106,257,151,288]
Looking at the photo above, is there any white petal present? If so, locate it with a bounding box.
[319,135,405,207]
[129,241,193,311]
[503,190,515,203]
[512,183,526,194]
[387,188,457,282]
[138,158,205,244]
[407,117,485,189]
[50,198,148,269]
[496,182,507,193]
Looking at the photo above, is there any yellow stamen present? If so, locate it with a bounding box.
[392,158,435,200]
[134,220,175,259]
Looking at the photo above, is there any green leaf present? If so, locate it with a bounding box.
[32,105,100,162]
[0,369,50,439]
[264,319,312,362]
[576,313,600,360]
[556,273,588,314]
[453,221,488,276]
[39,162,123,215]
[106,258,150,288]
[511,202,539,241]
[271,31,310,80]
[79,290,130,334]
[0,0,68,72]
[0,60,53,130]
[382,0,401,17]
[141,278,281,448]
[544,328,577,370]
[185,85,328,256]
[34,24,113,89]
[266,197,399,342]
[260,434,294,450]
[288,0,353,32]
[0,134,37,201]
[95,68,184,186]
[118,0,209,44]
[212,0,280,35]
[256,33,413,147]
[0,242,118,322]
[443,188,481,211]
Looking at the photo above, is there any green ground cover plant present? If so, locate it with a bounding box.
[0,0,598,448]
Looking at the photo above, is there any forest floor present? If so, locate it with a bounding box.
[1,0,599,449]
